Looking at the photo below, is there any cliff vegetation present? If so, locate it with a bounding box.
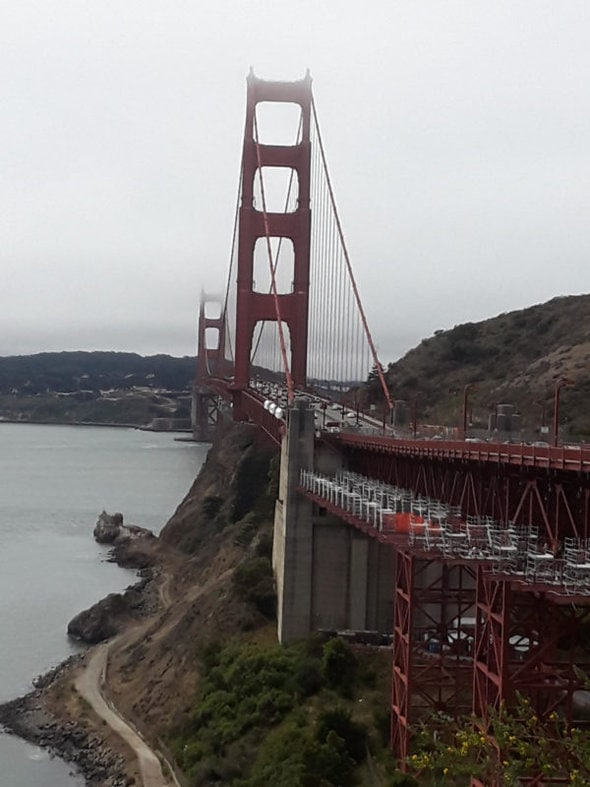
[364,293,590,440]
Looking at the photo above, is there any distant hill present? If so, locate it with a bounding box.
[0,351,196,428]
[374,294,590,440]
[0,351,195,395]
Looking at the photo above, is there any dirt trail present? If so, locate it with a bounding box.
[75,643,170,787]
[72,562,234,786]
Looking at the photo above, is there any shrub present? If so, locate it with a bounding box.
[321,638,358,696]
[316,707,368,763]
[201,495,223,519]
[240,720,356,787]
[233,556,276,618]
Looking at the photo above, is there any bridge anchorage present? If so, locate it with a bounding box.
[192,72,590,782]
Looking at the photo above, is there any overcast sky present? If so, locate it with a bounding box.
[2,1,589,362]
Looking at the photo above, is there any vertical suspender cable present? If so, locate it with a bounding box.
[222,158,244,368]
[311,98,393,412]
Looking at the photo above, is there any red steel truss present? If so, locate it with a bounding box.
[300,451,590,776]
[391,554,476,762]
[391,550,413,762]
[338,437,590,544]
[473,568,590,723]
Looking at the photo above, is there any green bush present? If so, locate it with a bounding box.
[316,707,367,764]
[321,638,358,696]
[201,495,223,519]
[168,637,394,786]
[293,656,323,698]
[233,556,276,619]
[170,641,318,776]
[239,720,356,787]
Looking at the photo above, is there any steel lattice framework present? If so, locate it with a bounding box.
[336,435,590,542]
[302,436,590,781]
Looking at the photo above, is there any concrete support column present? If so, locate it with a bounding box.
[348,533,369,630]
[366,540,395,632]
[311,520,350,630]
[273,400,315,643]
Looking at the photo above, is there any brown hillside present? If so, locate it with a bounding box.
[104,419,279,740]
[383,293,590,440]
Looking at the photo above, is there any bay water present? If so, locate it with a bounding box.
[0,423,208,786]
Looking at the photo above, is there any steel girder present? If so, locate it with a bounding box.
[473,567,590,724]
[472,568,510,718]
[299,472,590,781]
[391,549,413,763]
[391,552,476,765]
[234,389,284,446]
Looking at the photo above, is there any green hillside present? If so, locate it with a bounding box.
[375,294,590,440]
[0,351,195,427]
[0,351,195,394]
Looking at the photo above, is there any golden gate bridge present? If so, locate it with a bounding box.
[192,71,590,785]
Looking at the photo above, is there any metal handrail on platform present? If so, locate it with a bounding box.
[299,468,590,596]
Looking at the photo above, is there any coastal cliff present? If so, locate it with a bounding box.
[0,418,395,786]
[0,418,281,785]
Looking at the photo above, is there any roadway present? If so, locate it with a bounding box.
[250,377,396,436]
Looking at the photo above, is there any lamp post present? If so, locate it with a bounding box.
[410,394,422,439]
[462,384,476,440]
[553,378,574,447]
[534,398,548,438]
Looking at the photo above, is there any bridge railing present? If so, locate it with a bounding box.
[299,468,590,597]
[331,434,590,472]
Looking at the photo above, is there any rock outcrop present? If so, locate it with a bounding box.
[0,657,128,786]
[93,511,124,544]
[93,510,156,553]
[67,569,158,644]
[67,592,129,644]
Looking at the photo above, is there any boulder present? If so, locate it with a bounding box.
[67,593,128,644]
[93,511,124,544]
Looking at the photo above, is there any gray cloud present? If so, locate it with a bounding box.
[1,1,588,362]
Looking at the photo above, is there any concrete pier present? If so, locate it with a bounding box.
[273,401,394,643]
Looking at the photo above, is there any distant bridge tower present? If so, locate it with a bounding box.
[234,71,312,393]
[192,292,225,441]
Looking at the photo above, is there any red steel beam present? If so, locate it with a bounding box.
[338,443,590,542]
[334,434,590,473]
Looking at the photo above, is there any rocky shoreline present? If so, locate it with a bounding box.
[0,515,161,786]
[0,656,129,786]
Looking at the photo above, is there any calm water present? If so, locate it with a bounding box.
[0,424,208,786]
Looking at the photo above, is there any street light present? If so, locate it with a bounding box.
[462,384,477,440]
[536,399,547,430]
[411,394,422,439]
[553,377,574,447]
